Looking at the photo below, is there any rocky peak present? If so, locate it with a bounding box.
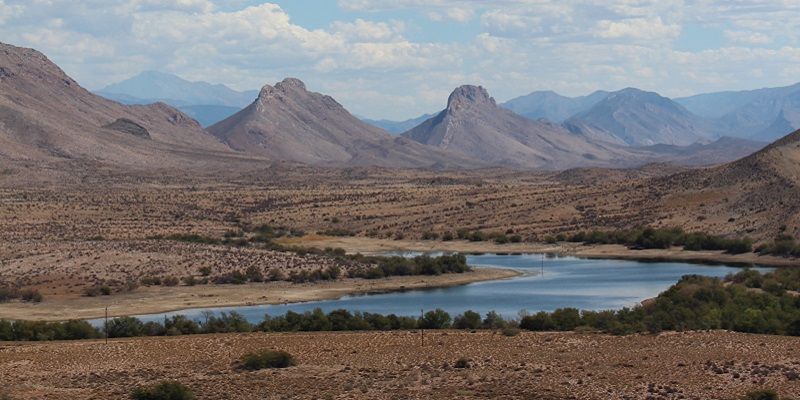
[258,78,308,101]
[447,85,496,111]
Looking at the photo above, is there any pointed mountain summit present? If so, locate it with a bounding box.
[0,42,231,167]
[208,78,474,168]
[402,85,634,169]
[564,88,719,146]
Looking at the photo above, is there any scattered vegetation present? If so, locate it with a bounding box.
[567,226,753,254]
[0,286,43,303]
[6,268,799,341]
[240,350,296,370]
[130,381,196,400]
[756,234,800,257]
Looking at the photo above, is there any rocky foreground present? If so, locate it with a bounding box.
[1,330,798,399]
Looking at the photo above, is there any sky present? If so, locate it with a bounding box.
[1,1,800,120]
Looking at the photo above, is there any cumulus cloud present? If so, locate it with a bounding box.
[596,17,681,41]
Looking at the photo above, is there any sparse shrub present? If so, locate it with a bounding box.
[85,285,111,297]
[267,268,286,281]
[501,326,521,337]
[441,231,454,241]
[421,231,439,240]
[544,235,557,244]
[19,288,42,303]
[130,381,195,400]
[198,266,212,276]
[213,270,247,285]
[245,266,264,282]
[162,276,179,287]
[240,350,296,370]
[141,276,162,286]
[181,276,196,286]
[741,389,779,400]
[454,357,471,369]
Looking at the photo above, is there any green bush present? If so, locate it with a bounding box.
[130,381,195,400]
[241,350,296,370]
[453,310,482,330]
[419,309,451,329]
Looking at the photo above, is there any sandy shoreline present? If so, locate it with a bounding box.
[0,267,520,321]
[281,235,800,268]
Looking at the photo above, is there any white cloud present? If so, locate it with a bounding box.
[724,30,772,45]
[0,0,23,23]
[596,17,681,41]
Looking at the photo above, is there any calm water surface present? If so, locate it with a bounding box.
[114,253,767,324]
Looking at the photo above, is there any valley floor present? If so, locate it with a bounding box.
[1,330,798,399]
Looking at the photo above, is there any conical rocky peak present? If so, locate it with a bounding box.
[275,77,306,91]
[447,85,496,110]
[258,78,307,100]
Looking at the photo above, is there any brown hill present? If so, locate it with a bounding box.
[0,42,237,168]
[402,85,649,170]
[655,129,800,239]
[208,78,474,169]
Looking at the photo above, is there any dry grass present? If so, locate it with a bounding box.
[0,330,798,399]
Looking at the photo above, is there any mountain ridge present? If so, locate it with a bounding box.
[208,78,477,169]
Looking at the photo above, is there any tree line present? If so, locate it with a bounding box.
[2,268,799,341]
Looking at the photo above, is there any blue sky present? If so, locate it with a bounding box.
[1,0,800,119]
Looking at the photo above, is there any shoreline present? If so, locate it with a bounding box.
[279,235,800,268]
[0,267,520,322]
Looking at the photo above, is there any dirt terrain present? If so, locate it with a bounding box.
[1,330,798,399]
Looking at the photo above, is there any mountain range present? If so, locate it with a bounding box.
[98,69,800,147]
[401,85,636,169]
[0,41,779,172]
[96,71,258,127]
[207,78,474,169]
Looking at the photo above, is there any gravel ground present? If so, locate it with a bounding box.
[1,330,798,399]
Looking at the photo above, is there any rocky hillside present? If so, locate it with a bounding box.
[0,42,236,168]
[208,78,474,169]
[654,129,800,239]
[401,85,639,170]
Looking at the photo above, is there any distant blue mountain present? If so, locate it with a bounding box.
[360,113,435,134]
[95,71,257,126]
[500,90,608,123]
[676,82,800,142]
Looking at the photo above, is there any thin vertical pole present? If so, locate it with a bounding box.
[420,308,424,347]
[104,307,108,344]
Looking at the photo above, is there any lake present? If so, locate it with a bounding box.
[112,253,767,324]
